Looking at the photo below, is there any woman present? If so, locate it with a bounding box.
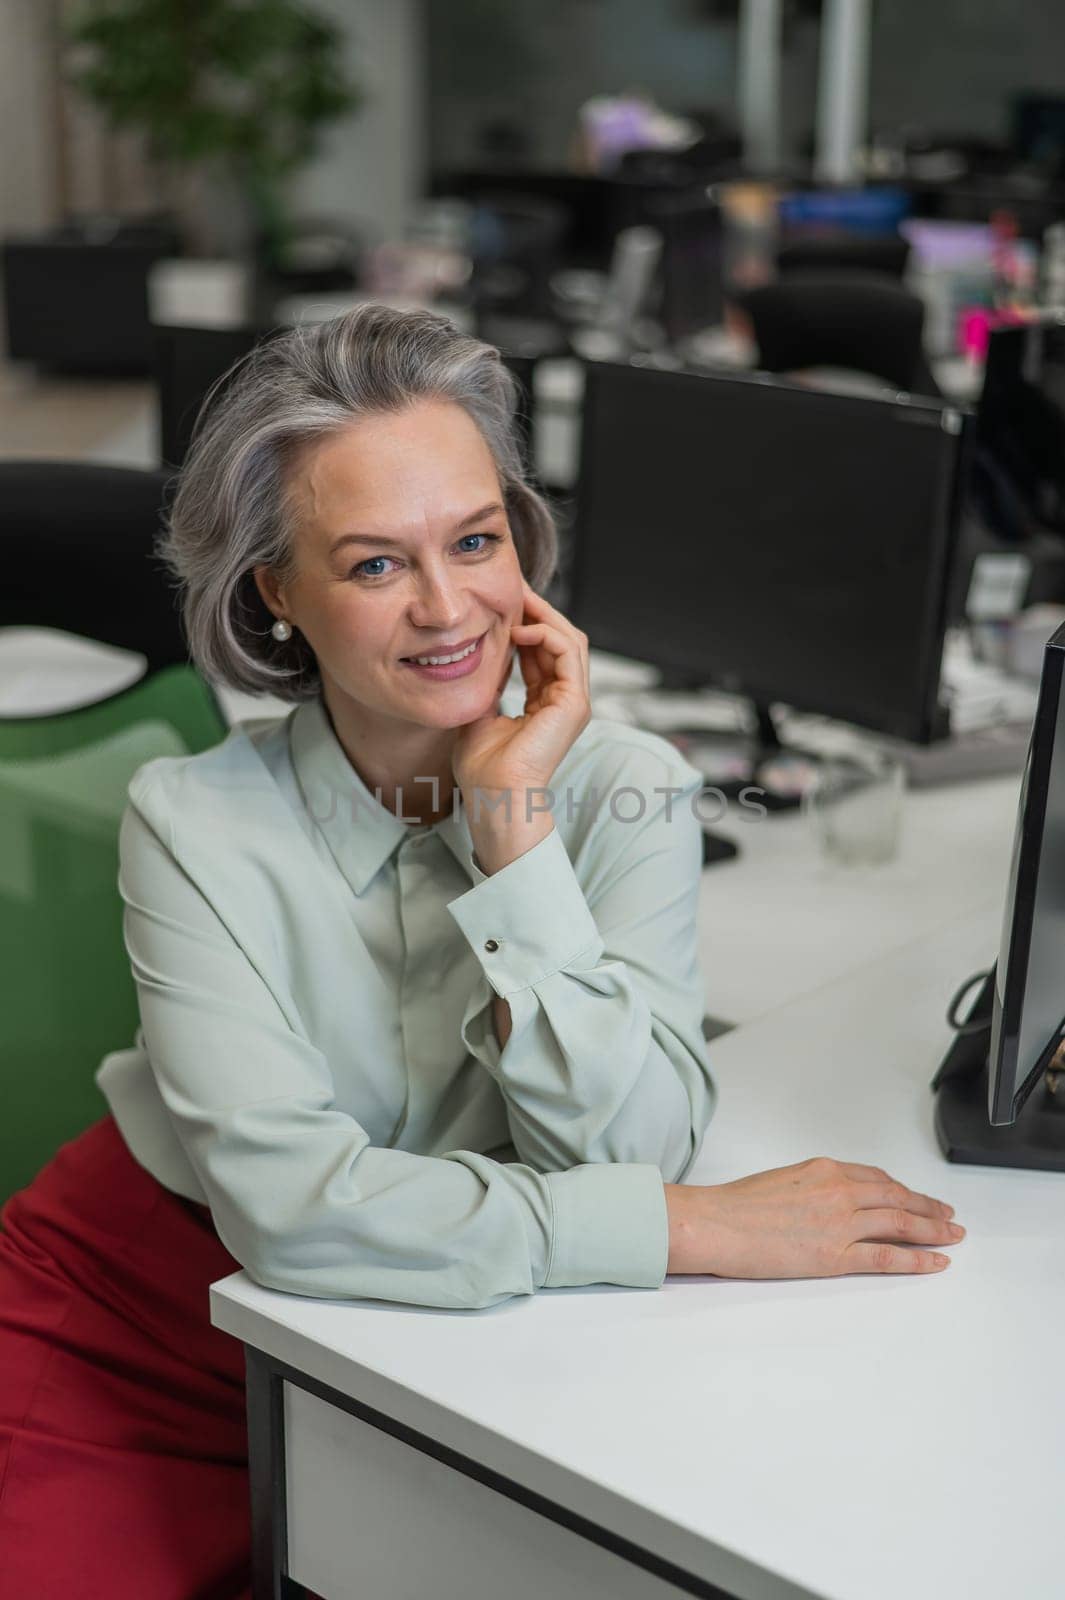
[0,306,963,1597]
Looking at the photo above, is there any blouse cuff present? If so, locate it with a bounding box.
[446,827,601,997]
[544,1163,670,1290]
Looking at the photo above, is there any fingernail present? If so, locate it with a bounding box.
[934,1254,950,1266]
[940,1203,954,1218]
[949,1223,965,1238]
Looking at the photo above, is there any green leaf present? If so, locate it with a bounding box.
[66,0,360,196]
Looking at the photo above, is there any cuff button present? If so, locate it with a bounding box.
[484,938,500,953]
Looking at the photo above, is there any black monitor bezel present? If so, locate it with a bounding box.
[989,624,1065,1124]
[569,360,969,746]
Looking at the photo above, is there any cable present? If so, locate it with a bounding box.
[946,969,993,1035]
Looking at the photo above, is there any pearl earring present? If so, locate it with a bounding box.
[271,618,292,642]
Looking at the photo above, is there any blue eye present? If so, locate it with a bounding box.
[351,533,499,582]
[352,555,395,580]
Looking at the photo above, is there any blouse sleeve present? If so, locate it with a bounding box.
[117,801,670,1312]
[447,741,715,1183]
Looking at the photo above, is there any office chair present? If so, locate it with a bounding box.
[734,273,942,398]
[0,461,227,1200]
[777,232,911,279]
[155,323,265,468]
[0,461,190,663]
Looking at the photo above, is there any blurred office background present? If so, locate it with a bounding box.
[6,1,1065,466]
[6,0,1065,1187]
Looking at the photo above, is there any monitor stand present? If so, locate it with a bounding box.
[722,702,812,813]
[680,701,812,867]
[701,829,738,868]
[593,670,743,867]
[931,967,1065,1172]
[654,682,816,813]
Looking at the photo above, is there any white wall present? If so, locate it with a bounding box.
[294,0,426,245]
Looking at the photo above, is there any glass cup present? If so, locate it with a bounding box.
[803,745,905,867]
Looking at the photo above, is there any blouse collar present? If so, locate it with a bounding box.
[287,695,479,896]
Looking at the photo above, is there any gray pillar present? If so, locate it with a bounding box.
[298,0,425,243]
[815,0,873,184]
[737,0,783,174]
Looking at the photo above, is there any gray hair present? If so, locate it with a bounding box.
[159,303,557,700]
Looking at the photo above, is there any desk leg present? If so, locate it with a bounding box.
[245,1345,303,1600]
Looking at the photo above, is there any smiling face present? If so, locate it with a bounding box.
[255,399,526,735]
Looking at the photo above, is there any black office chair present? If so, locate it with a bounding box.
[0,462,189,668]
[734,273,942,398]
[777,232,911,280]
[155,324,265,469]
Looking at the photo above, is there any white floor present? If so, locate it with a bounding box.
[0,360,157,469]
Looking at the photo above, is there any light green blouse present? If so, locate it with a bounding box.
[98,690,715,1311]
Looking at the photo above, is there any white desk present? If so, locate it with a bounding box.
[697,773,1020,1025]
[211,779,1064,1600]
[589,652,1026,1027]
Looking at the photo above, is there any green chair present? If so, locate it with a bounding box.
[0,664,227,1202]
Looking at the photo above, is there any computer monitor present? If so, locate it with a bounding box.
[989,622,1065,1124]
[778,186,910,238]
[977,318,1065,539]
[933,621,1065,1171]
[569,361,968,747]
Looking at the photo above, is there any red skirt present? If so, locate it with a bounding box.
[0,1115,253,1599]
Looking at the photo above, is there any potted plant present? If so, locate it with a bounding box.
[67,0,360,275]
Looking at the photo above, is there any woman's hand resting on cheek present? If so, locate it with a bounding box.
[453,583,592,877]
[664,1158,965,1280]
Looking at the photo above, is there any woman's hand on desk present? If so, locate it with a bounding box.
[664,1158,965,1279]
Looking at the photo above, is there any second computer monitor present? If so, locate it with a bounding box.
[570,362,968,744]
[989,621,1065,1126]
